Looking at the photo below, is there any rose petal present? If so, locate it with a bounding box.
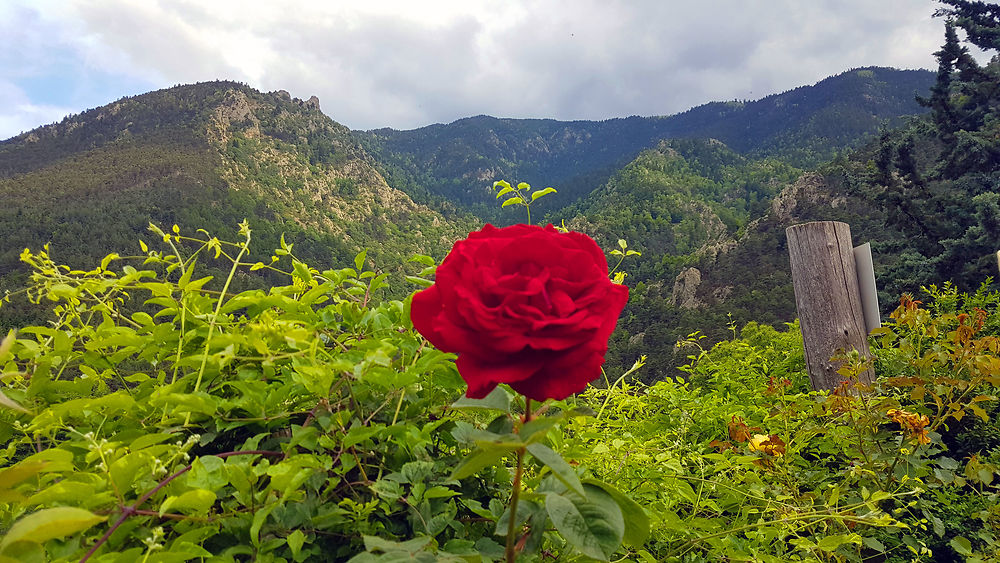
[409,223,629,402]
[410,285,446,347]
[456,352,544,398]
[509,344,606,402]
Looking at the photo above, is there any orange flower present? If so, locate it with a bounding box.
[728,415,753,443]
[887,409,931,445]
[748,434,786,457]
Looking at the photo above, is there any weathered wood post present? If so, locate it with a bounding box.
[786,221,874,390]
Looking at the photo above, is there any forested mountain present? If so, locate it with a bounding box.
[359,67,933,221]
[609,1,1000,378]
[0,81,476,327]
[0,62,955,378]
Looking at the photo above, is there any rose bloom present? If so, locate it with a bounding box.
[410,224,629,402]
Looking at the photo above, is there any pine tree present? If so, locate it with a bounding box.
[919,2,1000,178]
[918,21,963,150]
[936,0,1000,51]
[863,2,1000,290]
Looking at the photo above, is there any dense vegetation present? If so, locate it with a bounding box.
[0,227,998,561]
[852,3,1000,295]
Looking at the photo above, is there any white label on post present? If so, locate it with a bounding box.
[853,243,880,333]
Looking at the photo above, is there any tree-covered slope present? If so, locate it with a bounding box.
[665,68,937,165]
[0,81,477,327]
[359,67,933,221]
[614,0,1000,379]
[545,138,804,378]
[559,138,801,278]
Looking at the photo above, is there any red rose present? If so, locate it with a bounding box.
[410,224,629,402]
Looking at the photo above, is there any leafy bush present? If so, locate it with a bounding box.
[0,224,503,561]
[2,227,998,562]
[564,292,1000,562]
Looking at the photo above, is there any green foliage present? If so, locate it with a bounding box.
[0,226,652,562]
[568,297,1000,561]
[0,226,486,561]
[491,180,556,225]
[2,229,999,561]
[852,9,1000,295]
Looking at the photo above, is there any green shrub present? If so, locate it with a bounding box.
[2,227,998,562]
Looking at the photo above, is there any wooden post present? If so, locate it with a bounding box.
[786,221,873,390]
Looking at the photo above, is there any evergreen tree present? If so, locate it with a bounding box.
[864,2,1000,290]
[917,21,963,152]
[936,0,1000,51]
[932,0,1000,177]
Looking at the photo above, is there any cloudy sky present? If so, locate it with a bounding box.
[0,0,965,141]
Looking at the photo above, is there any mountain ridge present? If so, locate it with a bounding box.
[0,67,941,378]
[357,67,934,222]
[0,80,476,327]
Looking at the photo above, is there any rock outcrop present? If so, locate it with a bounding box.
[671,267,704,309]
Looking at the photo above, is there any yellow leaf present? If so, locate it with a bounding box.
[968,403,989,422]
[0,389,30,414]
[0,507,105,551]
[0,462,47,491]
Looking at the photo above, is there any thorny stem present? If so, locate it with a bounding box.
[506,398,533,563]
[79,450,283,563]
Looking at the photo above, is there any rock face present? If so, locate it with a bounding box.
[305,96,321,110]
[768,172,844,223]
[671,267,704,309]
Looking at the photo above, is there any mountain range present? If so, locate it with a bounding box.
[359,67,933,221]
[0,66,938,377]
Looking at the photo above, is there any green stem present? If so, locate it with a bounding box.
[184,233,250,427]
[170,303,187,385]
[505,399,532,562]
[597,359,645,420]
[608,254,626,276]
[192,239,249,395]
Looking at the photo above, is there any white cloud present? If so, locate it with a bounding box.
[0,0,971,138]
[0,83,75,140]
